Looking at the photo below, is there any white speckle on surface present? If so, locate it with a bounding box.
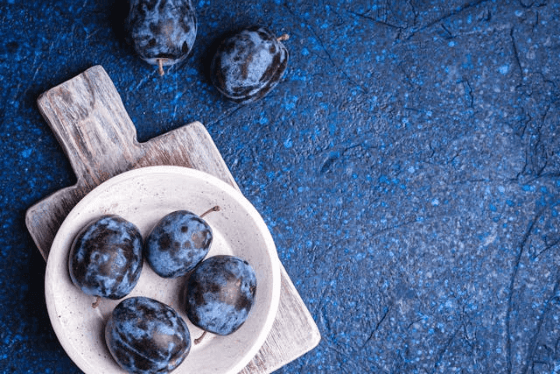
[483,225,498,246]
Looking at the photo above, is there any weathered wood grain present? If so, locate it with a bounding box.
[25,65,320,373]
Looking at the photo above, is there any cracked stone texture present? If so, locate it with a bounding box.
[0,0,559,373]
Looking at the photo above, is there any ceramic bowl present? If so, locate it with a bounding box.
[45,166,281,374]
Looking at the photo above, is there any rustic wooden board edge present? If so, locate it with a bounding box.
[240,263,322,374]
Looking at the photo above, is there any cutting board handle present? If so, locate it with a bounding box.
[37,66,142,187]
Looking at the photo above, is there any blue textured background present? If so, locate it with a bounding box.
[1,0,560,373]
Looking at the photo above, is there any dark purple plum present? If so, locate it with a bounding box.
[145,210,212,278]
[210,26,289,104]
[125,0,197,74]
[105,297,191,374]
[68,215,143,300]
[184,255,257,336]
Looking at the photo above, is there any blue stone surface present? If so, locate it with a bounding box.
[0,0,559,373]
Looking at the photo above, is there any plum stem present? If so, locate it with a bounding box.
[277,34,290,42]
[194,331,207,344]
[200,205,220,218]
[92,296,101,308]
[157,59,165,76]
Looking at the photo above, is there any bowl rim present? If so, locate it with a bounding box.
[44,165,281,374]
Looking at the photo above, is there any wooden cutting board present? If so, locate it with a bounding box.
[25,65,320,374]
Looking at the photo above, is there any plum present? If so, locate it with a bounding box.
[184,255,257,336]
[125,0,197,75]
[144,210,213,278]
[210,26,289,104]
[68,215,143,302]
[105,296,191,374]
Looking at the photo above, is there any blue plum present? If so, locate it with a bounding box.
[184,255,257,336]
[210,26,289,104]
[145,210,212,278]
[125,0,197,74]
[105,296,191,374]
[68,215,143,300]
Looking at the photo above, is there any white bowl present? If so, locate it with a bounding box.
[45,166,281,374]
